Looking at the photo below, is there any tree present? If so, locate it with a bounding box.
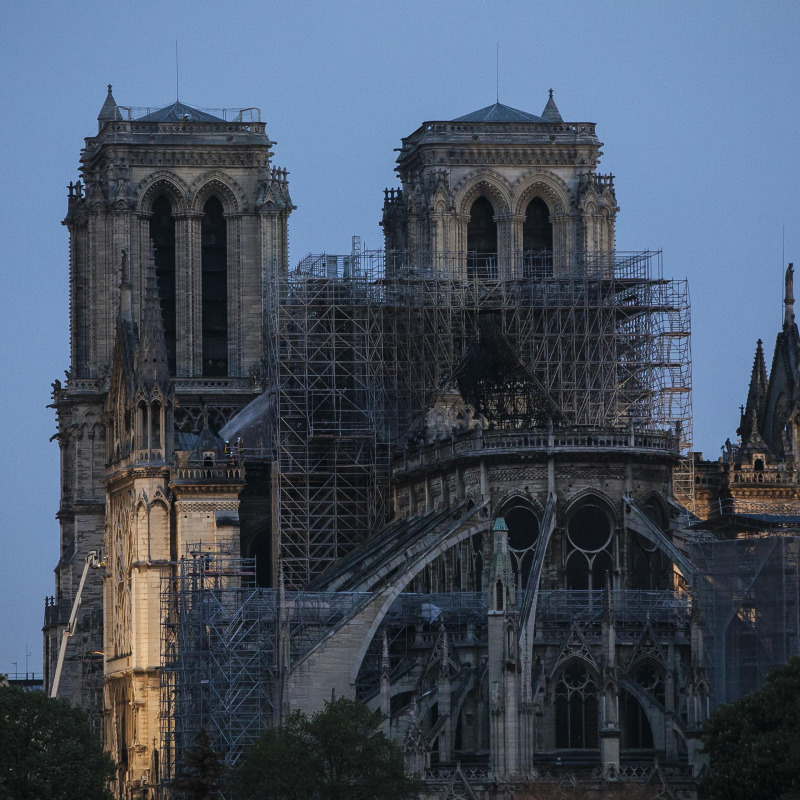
[0,685,115,800]
[232,697,423,800]
[173,728,228,800]
[701,657,800,800]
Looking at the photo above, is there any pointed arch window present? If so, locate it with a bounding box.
[503,503,539,592]
[201,196,228,376]
[620,688,654,749]
[555,662,598,749]
[150,196,176,373]
[629,500,671,590]
[136,402,148,451]
[466,196,497,280]
[522,197,553,276]
[151,401,162,450]
[565,501,614,591]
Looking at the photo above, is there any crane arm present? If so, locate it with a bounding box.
[50,550,103,699]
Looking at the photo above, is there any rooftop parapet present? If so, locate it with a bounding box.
[393,425,681,479]
[117,104,261,123]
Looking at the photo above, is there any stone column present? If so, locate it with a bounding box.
[599,585,620,778]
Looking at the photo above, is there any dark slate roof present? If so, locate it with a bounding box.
[136,101,223,122]
[452,102,545,123]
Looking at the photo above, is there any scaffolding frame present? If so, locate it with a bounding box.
[688,534,800,707]
[267,249,692,588]
[160,546,278,784]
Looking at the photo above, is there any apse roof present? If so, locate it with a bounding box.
[452,102,545,123]
[136,101,223,122]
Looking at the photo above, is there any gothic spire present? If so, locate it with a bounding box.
[738,339,768,443]
[785,262,795,328]
[136,242,170,386]
[541,88,563,122]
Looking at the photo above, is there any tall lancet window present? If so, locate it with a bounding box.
[523,197,553,275]
[150,197,176,373]
[466,196,497,279]
[201,196,228,376]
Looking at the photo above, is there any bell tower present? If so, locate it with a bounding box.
[382,91,618,278]
[44,86,292,739]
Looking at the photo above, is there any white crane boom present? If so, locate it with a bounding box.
[50,550,104,699]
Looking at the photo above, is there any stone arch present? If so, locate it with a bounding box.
[550,650,600,683]
[189,170,248,214]
[136,171,189,214]
[639,490,668,525]
[134,490,149,514]
[496,491,543,520]
[453,171,512,217]
[150,489,171,512]
[562,488,619,529]
[346,519,494,684]
[512,171,571,217]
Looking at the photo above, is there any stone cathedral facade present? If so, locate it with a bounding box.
[45,87,720,800]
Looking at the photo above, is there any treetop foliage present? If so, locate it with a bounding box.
[0,685,115,800]
[173,727,228,800]
[232,697,423,800]
[701,656,800,800]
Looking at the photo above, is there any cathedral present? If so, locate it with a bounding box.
[42,86,799,800]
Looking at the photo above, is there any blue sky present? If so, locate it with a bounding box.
[0,0,798,676]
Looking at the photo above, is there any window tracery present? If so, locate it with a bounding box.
[565,501,614,591]
[466,197,497,280]
[554,661,598,748]
[502,503,539,590]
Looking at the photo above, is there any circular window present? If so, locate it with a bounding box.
[568,503,612,552]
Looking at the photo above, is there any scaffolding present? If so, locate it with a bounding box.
[160,549,493,781]
[267,248,692,588]
[160,546,278,784]
[688,534,800,707]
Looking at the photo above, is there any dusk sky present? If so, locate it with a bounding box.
[1,0,798,676]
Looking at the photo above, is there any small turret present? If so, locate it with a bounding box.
[97,84,121,132]
[541,88,563,122]
[785,262,795,328]
[489,517,515,612]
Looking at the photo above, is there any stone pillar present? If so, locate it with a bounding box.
[438,625,452,762]
[686,599,709,775]
[487,518,519,778]
[599,585,620,778]
[664,644,678,763]
[380,630,391,735]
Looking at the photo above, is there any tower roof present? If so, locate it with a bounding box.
[136,101,223,122]
[452,102,545,123]
[97,84,121,128]
[541,89,563,122]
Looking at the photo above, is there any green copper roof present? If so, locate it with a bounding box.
[453,102,544,123]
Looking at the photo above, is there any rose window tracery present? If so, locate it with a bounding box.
[565,501,613,591]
